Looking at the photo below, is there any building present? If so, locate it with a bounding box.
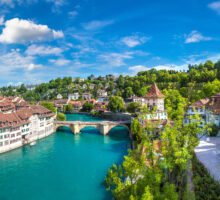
[206,93,220,126]
[69,101,84,111]
[125,96,145,107]
[97,96,109,102]
[57,94,63,99]
[98,83,103,88]
[53,99,68,112]
[26,85,36,91]
[82,92,92,100]
[0,98,55,153]
[97,89,107,97]
[68,92,79,101]
[90,84,95,90]
[105,83,110,89]
[134,83,168,128]
[82,84,87,89]
[143,82,165,111]
[185,98,209,126]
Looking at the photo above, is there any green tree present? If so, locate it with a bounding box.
[163,88,187,120]
[63,104,73,113]
[127,102,141,113]
[41,102,56,113]
[81,102,94,112]
[131,118,143,143]
[118,75,125,88]
[108,96,125,112]
[56,113,66,121]
[123,87,134,98]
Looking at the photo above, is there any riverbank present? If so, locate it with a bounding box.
[0,114,130,200]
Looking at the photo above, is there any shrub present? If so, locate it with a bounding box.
[210,124,219,137]
[56,113,66,121]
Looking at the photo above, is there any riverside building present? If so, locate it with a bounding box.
[133,83,168,129]
[0,97,55,153]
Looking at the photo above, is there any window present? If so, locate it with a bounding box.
[0,142,3,146]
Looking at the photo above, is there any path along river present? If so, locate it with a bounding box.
[0,114,130,200]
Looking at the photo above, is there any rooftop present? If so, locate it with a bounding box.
[144,83,165,98]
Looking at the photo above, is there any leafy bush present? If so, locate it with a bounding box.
[81,102,94,112]
[56,113,66,121]
[210,124,219,137]
[192,154,220,199]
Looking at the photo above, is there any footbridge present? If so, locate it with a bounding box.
[54,120,131,135]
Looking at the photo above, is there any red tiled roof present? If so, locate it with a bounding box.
[0,112,24,128]
[144,83,165,98]
[30,105,55,117]
[189,98,209,108]
[16,107,33,120]
[206,94,220,114]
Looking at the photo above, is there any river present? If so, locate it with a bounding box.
[0,114,130,200]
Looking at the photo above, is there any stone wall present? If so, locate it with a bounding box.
[102,112,131,121]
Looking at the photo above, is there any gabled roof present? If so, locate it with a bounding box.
[206,93,220,114]
[189,98,209,108]
[144,83,165,98]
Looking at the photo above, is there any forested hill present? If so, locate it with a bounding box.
[1,59,220,104]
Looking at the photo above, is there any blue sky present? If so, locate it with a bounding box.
[0,0,219,85]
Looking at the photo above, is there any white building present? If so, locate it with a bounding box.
[185,93,220,130]
[97,89,107,97]
[82,84,87,89]
[134,83,168,128]
[68,92,79,101]
[185,98,209,127]
[57,94,63,99]
[0,101,55,153]
[82,92,92,100]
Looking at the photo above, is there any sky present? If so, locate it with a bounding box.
[0,0,219,85]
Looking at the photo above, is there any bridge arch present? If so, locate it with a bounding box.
[108,124,130,135]
[79,126,101,134]
[55,124,73,133]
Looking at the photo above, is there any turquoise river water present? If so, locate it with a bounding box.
[0,114,130,200]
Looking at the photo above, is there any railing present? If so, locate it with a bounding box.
[54,120,131,124]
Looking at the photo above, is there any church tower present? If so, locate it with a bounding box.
[144,82,165,111]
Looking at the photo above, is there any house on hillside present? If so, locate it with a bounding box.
[57,94,63,99]
[125,96,145,107]
[206,93,220,126]
[90,84,95,90]
[82,84,87,89]
[97,96,109,102]
[185,98,209,127]
[68,92,79,101]
[82,92,92,100]
[134,83,168,129]
[97,89,107,97]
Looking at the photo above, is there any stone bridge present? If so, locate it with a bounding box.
[54,120,131,135]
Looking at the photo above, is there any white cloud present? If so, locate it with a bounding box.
[185,30,212,43]
[0,18,64,44]
[99,52,133,67]
[121,35,150,47]
[26,44,63,56]
[68,11,78,18]
[129,64,188,75]
[129,65,148,73]
[82,20,114,30]
[0,49,43,73]
[49,58,71,66]
[46,0,65,7]
[0,0,16,7]
[0,17,4,25]
[27,63,42,71]
[208,1,220,15]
